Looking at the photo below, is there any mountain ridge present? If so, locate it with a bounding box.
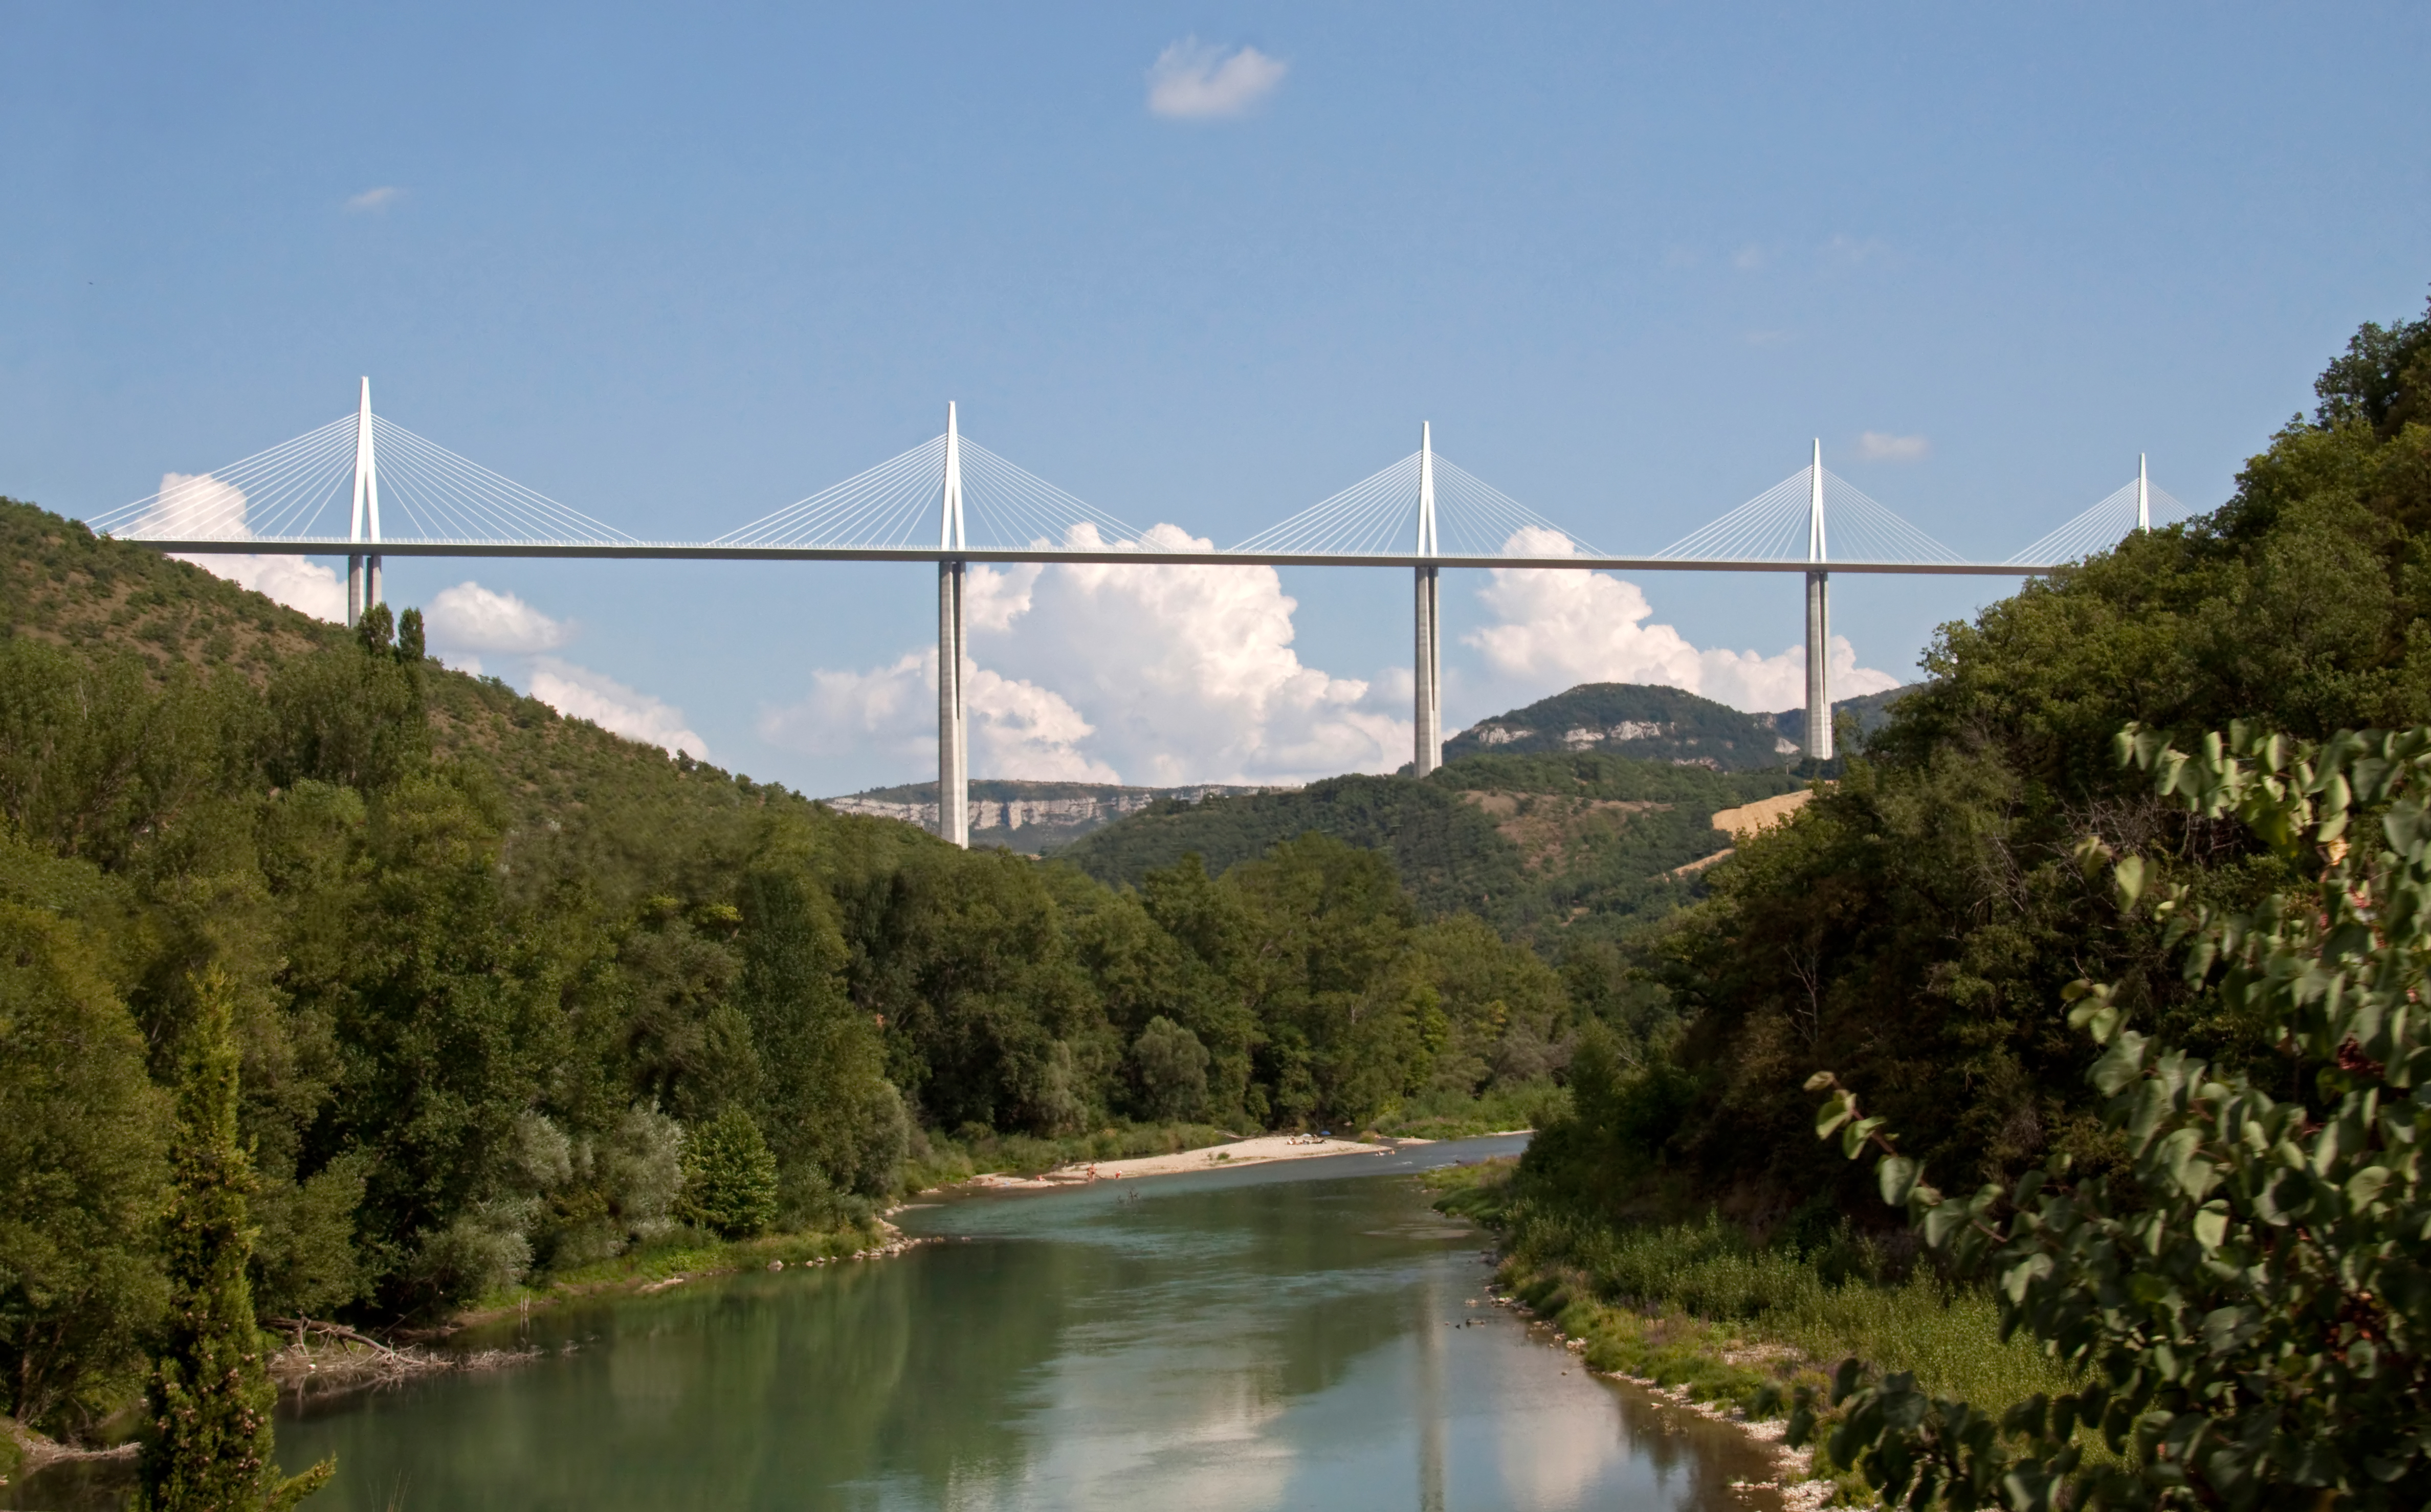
[1442,681,1914,768]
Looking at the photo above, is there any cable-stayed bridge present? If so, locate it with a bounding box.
[91,380,2187,845]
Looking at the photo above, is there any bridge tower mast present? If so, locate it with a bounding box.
[936,402,969,847]
[1413,421,1442,776]
[2137,453,2150,532]
[346,377,383,624]
[1803,439,1832,762]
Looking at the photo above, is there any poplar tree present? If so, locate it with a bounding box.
[132,970,333,1512]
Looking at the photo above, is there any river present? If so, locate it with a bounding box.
[16,1137,1789,1510]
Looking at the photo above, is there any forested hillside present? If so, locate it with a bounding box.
[1522,293,2431,1238]
[1059,754,1806,940]
[0,502,1580,1437]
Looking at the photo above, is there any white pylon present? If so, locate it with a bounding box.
[346,377,382,625]
[2136,453,2150,532]
[1413,421,1442,777]
[936,402,969,847]
[1803,439,1832,762]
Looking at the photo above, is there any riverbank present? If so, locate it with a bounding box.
[968,1132,1392,1187]
[437,1220,912,1336]
[1429,1159,2085,1507]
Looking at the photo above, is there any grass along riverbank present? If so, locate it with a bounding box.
[1372,1078,1565,1141]
[1428,1160,2085,1500]
[442,1218,908,1336]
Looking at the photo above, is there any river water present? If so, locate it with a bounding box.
[15,1137,1787,1511]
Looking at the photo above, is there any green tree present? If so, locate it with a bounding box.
[1222,834,1424,1128]
[676,1106,779,1239]
[394,607,426,663]
[310,770,565,1313]
[0,863,170,1432]
[2313,291,2431,437]
[0,640,239,868]
[738,866,903,1203]
[258,637,427,794]
[132,969,332,1511]
[842,847,1098,1136]
[1798,722,2431,1509]
[353,603,393,657]
[1130,1016,1209,1121]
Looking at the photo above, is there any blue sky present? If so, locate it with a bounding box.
[5,4,2427,792]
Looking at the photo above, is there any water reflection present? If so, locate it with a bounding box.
[7,1139,1787,1510]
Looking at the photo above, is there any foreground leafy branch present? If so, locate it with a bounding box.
[1792,722,2431,1510]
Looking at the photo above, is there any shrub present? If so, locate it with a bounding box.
[602,1103,686,1235]
[676,1106,780,1239]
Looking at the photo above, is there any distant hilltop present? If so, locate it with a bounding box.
[829,683,1918,852]
[824,779,1293,853]
[1442,682,1914,769]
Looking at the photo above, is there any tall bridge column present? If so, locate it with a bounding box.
[1415,565,1440,774]
[1803,569,1831,761]
[936,402,969,846]
[938,560,967,846]
[346,376,381,625]
[1412,423,1442,776]
[1803,438,1832,762]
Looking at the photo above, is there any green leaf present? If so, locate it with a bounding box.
[2090,1031,2149,1095]
[1878,1155,1920,1206]
[1842,1116,1886,1159]
[2201,1305,2259,1356]
[2160,1126,2215,1199]
[2346,1165,2391,1209]
[2113,854,2148,911]
[2001,1253,2053,1303]
[1921,1201,1971,1249]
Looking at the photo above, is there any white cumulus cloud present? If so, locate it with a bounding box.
[425,581,573,654]
[1854,431,1930,462]
[1464,527,1902,713]
[528,657,708,760]
[192,553,348,623]
[985,524,1405,783]
[1147,38,1287,118]
[141,472,348,621]
[757,647,1116,783]
[766,522,1406,786]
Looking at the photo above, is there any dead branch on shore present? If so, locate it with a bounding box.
[266,1316,544,1400]
[8,1419,139,1473]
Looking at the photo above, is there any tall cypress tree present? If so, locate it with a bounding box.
[133,970,333,1511]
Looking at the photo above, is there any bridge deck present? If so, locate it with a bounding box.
[132,538,2057,575]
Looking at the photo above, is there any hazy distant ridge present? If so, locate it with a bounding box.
[825,779,1290,851]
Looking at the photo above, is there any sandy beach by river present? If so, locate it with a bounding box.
[965,1135,1391,1188]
